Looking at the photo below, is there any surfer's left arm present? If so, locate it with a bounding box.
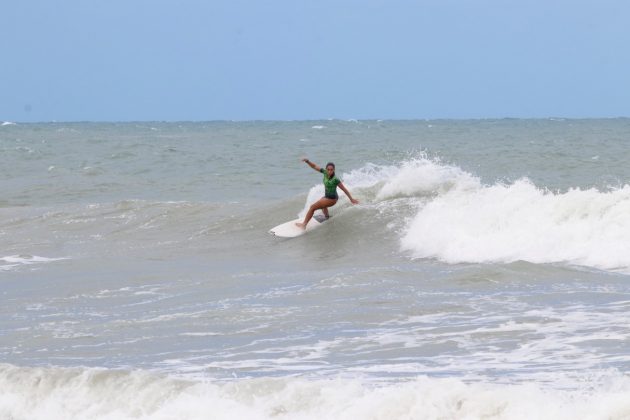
[338,183,359,204]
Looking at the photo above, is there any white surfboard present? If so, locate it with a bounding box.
[269,214,328,238]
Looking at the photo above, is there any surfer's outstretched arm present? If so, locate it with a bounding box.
[302,158,321,172]
[338,182,359,205]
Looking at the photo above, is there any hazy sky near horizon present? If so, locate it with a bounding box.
[2,0,629,122]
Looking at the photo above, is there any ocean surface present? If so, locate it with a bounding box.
[2,119,630,419]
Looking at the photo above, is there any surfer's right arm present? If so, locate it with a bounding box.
[302,158,321,172]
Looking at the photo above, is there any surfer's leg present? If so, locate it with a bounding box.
[323,197,337,218]
[296,198,337,229]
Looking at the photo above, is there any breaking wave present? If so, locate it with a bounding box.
[318,157,630,272]
[1,364,629,420]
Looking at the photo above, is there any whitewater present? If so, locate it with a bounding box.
[2,119,630,419]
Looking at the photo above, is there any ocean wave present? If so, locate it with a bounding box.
[310,157,630,273]
[1,364,629,420]
[0,199,269,259]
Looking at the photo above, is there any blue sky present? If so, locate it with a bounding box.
[2,0,629,121]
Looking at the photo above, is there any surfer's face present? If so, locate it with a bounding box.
[326,166,334,175]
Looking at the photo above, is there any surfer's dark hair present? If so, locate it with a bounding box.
[325,162,335,177]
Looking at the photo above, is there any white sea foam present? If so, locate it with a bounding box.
[0,255,67,271]
[1,364,630,420]
[401,177,630,271]
[1,121,16,126]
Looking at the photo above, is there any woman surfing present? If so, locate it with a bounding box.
[296,158,359,229]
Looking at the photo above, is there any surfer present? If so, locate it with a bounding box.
[296,158,359,229]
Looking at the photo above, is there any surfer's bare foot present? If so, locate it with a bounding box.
[295,222,306,230]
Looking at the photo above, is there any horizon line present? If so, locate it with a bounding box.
[3,116,630,125]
